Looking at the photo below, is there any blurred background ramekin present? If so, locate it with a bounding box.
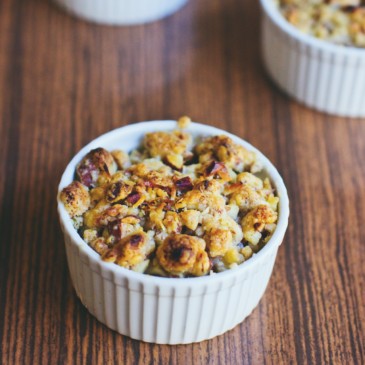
[57,121,289,344]
[260,0,365,117]
[54,0,188,25]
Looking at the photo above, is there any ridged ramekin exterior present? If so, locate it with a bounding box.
[57,121,289,344]
[260,0,365,117]
[54,0,188,25]
[61,222,280,344]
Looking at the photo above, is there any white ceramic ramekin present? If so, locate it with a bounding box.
[260,0,365,117]
[57,121,289,344]
[54,0,188,25]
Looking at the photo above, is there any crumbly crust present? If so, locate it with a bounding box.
[60,121,279,278]
[76,147,117,188]
[156,234,210,276]
[277,0,365,47]
[60,181,90,218]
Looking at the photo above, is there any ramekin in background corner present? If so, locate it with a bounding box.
[54,0,188,25]
[260,0,365,117]
[57,121,289,344]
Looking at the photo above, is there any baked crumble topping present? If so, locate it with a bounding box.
[60,118,279,278]
[276,0,365,47]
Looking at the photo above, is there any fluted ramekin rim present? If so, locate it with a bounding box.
[260,0,365,56]
[57,120,289,288]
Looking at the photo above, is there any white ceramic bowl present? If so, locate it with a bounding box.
[260,0,365,117]
[57,121,289,344]
[54,0,188,25]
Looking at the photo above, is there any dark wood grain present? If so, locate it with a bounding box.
[0,0,364,364]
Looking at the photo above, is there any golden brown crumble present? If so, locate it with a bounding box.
[277,0,365,47]
[60,120,279,278]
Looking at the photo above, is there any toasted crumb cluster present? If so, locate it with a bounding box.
[276,0,365,47]
[60,119,279,278]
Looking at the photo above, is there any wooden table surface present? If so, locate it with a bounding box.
[0,0,364,364]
